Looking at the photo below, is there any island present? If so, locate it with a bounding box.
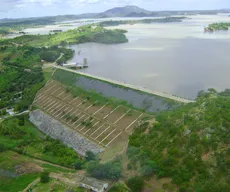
[204,22,230,32]
[99,17,188,27]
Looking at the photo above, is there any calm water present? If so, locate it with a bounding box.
[68,15,230,99]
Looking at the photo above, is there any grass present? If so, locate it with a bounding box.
[0,117,82,168]
[42,67,54,83]
[0,173,39,192]
[0,151,26,171]
[52,68,179,114]
[0,151,78,191]
[31,180,66,192]
[41,164,75,174]
[31,180,84,192]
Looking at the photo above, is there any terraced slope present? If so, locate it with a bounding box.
[32,80,152,158]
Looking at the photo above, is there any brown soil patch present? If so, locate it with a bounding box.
[94,107,114,119]
[34,80,154,161]
[15,162,43,175]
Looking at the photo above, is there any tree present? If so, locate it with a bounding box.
[74,160,83,170]
[109,183,130,192]
[208,88,217,93]
[18,115,25,126]
[0,144,6,152]
[127,177,144,192]
[40,171,50,183]
[86,160,122,180]
[85,151,96,161]
[1,109,7,116]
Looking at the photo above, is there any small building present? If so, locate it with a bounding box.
[62,63,77,68]
[80,177,108,192]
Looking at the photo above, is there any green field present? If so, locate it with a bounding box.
[0,116,83,167]
[31,180,84,192]
[0,151,80,192]
[0,173,39,192]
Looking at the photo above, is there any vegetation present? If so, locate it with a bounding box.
[52,69,178,114]
[30,180,84,192]
[40,171,50,183]
[0,45,73,111]
[0,173,39,192]
[0,15,82,36]
[99,17,187,27]
[205,22,230,32]
[0,150,77,192]
[0,25,128,47]
[0,116,84,167]
[109,183,130,192]
[126,177,144,192]
[127,89,230,191]
[86,159,122,180]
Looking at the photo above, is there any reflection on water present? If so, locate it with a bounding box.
[68,15,230,99]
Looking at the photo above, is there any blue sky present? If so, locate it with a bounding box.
[0,0,229,18]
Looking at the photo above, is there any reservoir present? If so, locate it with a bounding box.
[68,15,230,99]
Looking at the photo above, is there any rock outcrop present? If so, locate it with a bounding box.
[29,109,103,156]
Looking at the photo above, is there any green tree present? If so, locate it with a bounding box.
[109,183,130,192]
[0,143,6,152]
[86,160,122,180]
[40,171,50,183]
[74,160,83,170]
[127,177,144,192]
[85,151,96,161]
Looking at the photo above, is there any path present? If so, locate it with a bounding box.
[33,158,75,172]
[0,110,29,122]
[54,53,64,63]
[23,178,40,192]
[53,65,195,103]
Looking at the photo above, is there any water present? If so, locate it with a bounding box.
[75,76,176,113]
[68,15,230,99]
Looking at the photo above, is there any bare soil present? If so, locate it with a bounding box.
[34,80,154,162]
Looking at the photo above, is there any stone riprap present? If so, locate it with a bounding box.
[29,109,104,156]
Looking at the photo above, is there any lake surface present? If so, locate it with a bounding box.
[68,15,230,99]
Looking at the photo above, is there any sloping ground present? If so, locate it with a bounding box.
[52,68,182,113]
[29,109,103,156]
[128,91,230,191]
[32,79,153,161]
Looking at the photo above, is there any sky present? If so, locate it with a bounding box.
[0,0,229,19]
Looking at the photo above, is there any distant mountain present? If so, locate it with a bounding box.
[98,5,152,17]
[1,5,230,25]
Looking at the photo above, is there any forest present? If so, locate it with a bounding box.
[0,44,73,111]
[127,89,230,191]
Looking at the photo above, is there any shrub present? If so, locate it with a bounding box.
[86,160,122,180]
[74,160,84,170]
[40,171,50,183]
[126,177,144,192]
[85,151,96,161]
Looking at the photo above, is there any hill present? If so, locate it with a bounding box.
[127,89,230,191]
[98,5,151,17]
